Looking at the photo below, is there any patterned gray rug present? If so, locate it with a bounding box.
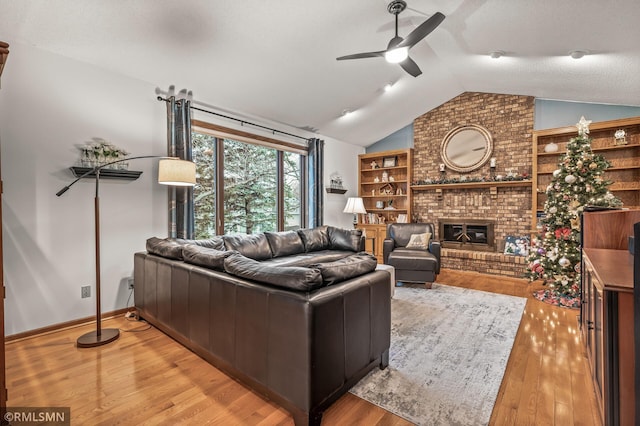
[349,283,526,426]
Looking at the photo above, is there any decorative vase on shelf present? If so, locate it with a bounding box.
[544,142,559,153]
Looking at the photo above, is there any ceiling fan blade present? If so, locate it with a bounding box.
[398,12,445,49]
[336,51,385,61]
[400,56,422,77]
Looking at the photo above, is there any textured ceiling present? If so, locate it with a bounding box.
[1,0,639,146]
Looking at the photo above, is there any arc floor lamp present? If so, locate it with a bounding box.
[56,156,196,348]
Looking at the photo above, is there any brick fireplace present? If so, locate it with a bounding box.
[412,92,534,277]
[440,219,495,252]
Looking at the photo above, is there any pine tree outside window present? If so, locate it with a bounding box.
[191,127,306,237]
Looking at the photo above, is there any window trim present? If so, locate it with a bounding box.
[192,120,308,155]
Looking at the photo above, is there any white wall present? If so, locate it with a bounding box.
[322,138,364,229]
[0,43,167,335]
[0,42,363,335]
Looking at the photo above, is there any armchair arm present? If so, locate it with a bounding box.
[429,240,441,274]
[383,238,395,264]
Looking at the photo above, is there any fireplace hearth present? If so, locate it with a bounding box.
[439,219,495,252]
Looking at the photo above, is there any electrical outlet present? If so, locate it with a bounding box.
[81,285,91,298]
[127,277,134,290]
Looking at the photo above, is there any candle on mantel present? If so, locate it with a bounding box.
[490,157,496,168]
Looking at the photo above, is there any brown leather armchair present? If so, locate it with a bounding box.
[383,223,441,288]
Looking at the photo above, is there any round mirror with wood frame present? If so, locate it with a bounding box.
[440,124,493,173]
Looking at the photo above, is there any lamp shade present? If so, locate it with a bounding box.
[343,197,367,214]
[158,159,196,186]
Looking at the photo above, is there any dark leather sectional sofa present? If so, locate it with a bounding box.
[134,225,391,425]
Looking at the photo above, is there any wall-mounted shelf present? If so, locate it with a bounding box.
[70,167,142,180]
[537,143,639,157]
[411,180,532,191]
[325,187,347,194]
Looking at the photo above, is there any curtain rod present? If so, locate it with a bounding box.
[156,96,311,142]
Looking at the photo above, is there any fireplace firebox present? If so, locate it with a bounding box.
[439,219,495,252]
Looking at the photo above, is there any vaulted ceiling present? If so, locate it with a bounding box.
[1,0,639,146]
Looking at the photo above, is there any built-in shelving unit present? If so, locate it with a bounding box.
[357,149,413,262]
[532,116,640,225]
[70,166,142,180]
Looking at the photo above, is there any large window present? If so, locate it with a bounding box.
[192,125,306,237]
[283,151,303,230]
[223,139,277,234]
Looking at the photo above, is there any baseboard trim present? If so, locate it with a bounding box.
[5,308,131,343]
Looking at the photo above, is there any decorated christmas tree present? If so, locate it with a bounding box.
[526,116,622,308]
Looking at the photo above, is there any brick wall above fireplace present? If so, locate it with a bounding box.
[412,92,535,277]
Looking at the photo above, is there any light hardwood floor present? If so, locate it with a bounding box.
[5,269,601,425]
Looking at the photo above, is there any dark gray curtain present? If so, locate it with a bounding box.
[307,138,324,228]
[167,96,194,238]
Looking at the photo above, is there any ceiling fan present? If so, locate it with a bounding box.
[336,0,445,77]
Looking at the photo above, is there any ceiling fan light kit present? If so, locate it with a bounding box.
[336,0,445,77]
[385,46,409,63]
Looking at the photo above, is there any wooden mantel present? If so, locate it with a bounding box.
[411,180,532,191]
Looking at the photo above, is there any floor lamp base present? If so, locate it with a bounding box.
[77,328,120,348]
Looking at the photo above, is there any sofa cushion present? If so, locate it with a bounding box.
[327,226,362,252]
[265,230,305,258]
[223,233,272,260]
[297,226,330,252]
[172,237,225,251]
[223,252,323,292]
[310,252,378,286]
[182,245,234,271]
[146,237,184,260]
[387,248,438,270]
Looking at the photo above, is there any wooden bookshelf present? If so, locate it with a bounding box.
[357,149,413,262]
[532,116,640,225]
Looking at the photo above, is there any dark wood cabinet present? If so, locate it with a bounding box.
[581,209,640,426]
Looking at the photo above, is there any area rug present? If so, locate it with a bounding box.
[349,283,526,426]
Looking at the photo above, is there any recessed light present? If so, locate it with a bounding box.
[569,50,588,59]
[342,109,353,117]
[489,50,505,59]
[384,82,394,92]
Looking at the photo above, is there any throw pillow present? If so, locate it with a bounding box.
[405,232,432,250]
